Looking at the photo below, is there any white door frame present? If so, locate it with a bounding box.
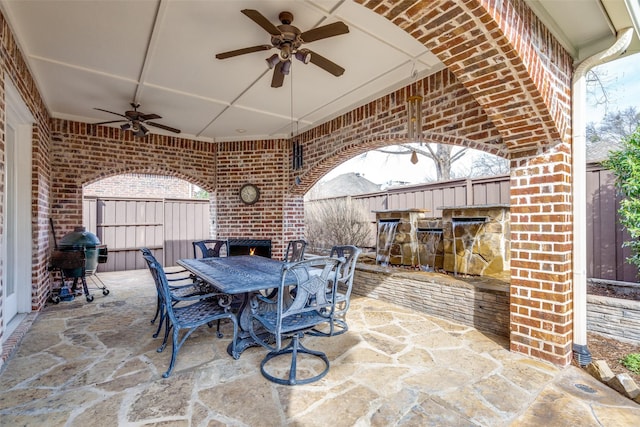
[2,79,34,342]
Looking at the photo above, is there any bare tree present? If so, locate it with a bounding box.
[587,107,640,144]
[305,198,373,253]
[469,153,509,176]
[376,143,468,181]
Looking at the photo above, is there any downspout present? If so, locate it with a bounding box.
[572,27,634,366]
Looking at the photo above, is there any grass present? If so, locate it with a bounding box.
[620,353,640,375]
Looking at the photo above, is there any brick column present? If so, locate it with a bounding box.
[509,143,573,365]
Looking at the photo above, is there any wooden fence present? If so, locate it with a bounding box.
[83,197,210,271]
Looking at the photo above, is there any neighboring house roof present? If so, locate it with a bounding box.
[307,173,380,200]
[586,140,623,163]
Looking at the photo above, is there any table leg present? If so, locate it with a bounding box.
[226,292,273,357]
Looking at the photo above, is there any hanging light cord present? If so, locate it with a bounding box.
[290,61,294,139]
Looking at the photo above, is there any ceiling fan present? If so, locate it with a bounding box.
[93,103,181,137]
[215,9,349,87]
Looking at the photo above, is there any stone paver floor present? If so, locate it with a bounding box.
[1,269,639,426]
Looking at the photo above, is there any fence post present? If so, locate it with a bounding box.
[162,198,167,266]
[466,178,473,205]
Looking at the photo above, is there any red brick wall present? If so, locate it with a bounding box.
[84,174,196,199]
[215,139,297,258]
[0,9,52,327]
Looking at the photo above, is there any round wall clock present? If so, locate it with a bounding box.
[239,183,260,205]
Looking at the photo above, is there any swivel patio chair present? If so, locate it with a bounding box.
[249,256,344,385]
[143,252,239,378]
[192,239,229,258]
[141,248,225,339]
[283,239,306,263]
[310,245,362,337]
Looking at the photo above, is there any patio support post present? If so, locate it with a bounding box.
[571,27,634,366]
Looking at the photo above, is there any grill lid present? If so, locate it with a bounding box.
[59,226,100,248]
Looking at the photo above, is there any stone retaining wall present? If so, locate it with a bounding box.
[587,295,640,343]
[353,265,510,337]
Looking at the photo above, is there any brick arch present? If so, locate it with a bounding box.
[49,118,218,236]
[295,131,504,194]
[83,166,214,194]
[293,68,504,194]
[359,0,572,154]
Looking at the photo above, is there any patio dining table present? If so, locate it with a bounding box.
[177,255,293,356]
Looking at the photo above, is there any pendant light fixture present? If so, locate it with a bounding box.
[410,150,419,164]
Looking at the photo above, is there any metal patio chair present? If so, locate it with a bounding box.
[141,248,226,339]
[283,239,306,263]
[309,245,362,337]
[259,239,308,300]
[192,239,229,258]
[249,256,343,385]
[142,251,238,378]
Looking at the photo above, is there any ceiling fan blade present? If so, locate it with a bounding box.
[94,119,127,125]
[300,21,349,43]
[307,50,345,76]
[147,122,181,134]
[94,107,128,119]
[241,9,282,36]
[271,62,286,88]
[216,44,273,60]
[140,113,161,121]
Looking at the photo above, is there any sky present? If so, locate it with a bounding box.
[587,53,640,123]
[322,53,640,186]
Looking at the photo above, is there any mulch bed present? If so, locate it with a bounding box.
[588,282,640,301]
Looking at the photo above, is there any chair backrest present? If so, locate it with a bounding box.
[142,251,179,322]
[275,257,343,335]
[329,245,362,302]
[283,239,306,263]
[141,248,159,279]
[141,248,161,284]
[141,247,178,314]
[193,239,229,258]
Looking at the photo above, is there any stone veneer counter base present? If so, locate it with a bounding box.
[353,264,510,338]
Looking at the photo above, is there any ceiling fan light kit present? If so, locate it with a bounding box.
[294,50,311,64]
[216,9,349,88]
[266,54,280,69]
[280,60,292,75]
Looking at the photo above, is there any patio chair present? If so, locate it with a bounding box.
[283,239,306,263]
[310,245,362,337]
[192,239,229,258]
[141,248,227,339]
[142,252,239,378]
[259,239,307,300]
[249,256,344,385]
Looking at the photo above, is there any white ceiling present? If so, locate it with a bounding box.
[1,0,638,142]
